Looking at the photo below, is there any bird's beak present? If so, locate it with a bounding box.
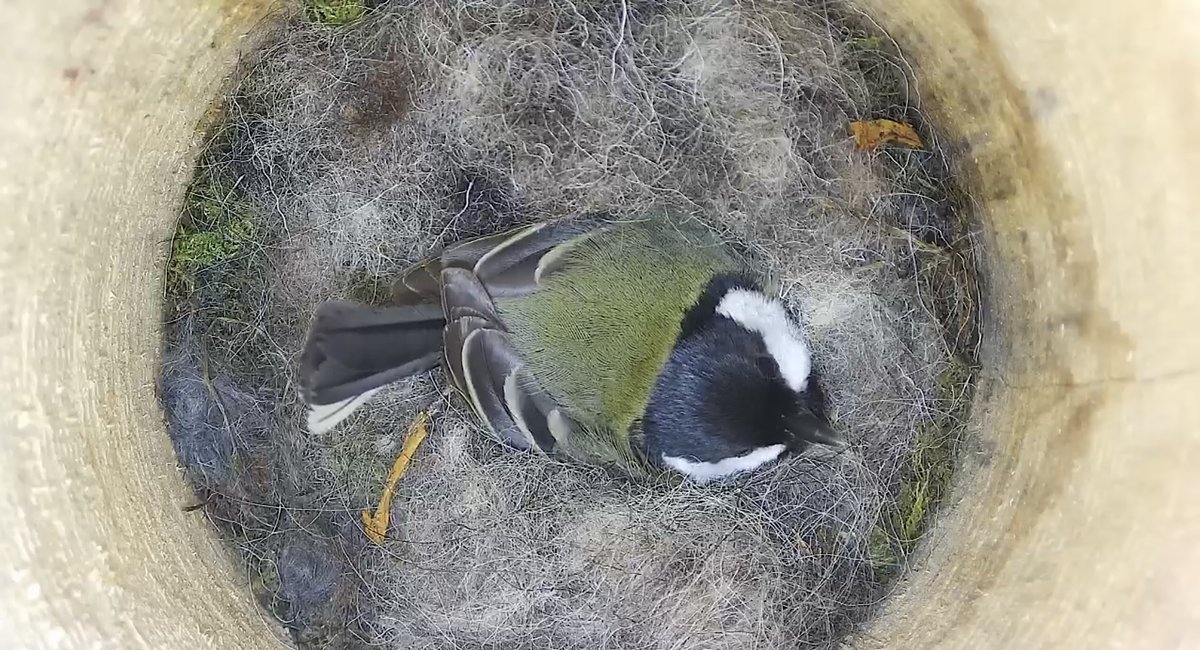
[786,411,847,450]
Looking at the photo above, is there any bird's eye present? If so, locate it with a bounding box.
[755,354,779,377]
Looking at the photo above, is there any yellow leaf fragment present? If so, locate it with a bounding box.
[850,119,924,151]
[361,411,430,544]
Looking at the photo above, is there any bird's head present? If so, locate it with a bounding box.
[643,278,844,483]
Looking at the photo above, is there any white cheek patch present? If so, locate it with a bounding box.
[662,444,788,483]
[716,289,811,392]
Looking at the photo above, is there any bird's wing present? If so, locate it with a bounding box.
[440,266,577,453]
[392,214,612,305]
[391,229,517,305]
[300,215,609,437]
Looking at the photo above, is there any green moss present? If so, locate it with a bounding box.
[898,425,953,543]
[327,430,392,507]
[164,114,275,384]
[250,547,288,627]
[302,0,365,26]
[345,271,394,306]
[839,22,914,123]
[848,36,884,51]
[869,355,974,579]
[167,176,258,300]
[835,13,981,585]
[868,523,899,574]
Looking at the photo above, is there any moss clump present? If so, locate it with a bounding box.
[870,354,975,578]
[898,418,956,544]
[302,0,365,26]
[344,270,393,307]
[167,165,258,301]
[164,131,270,382]
[838,15,979,580]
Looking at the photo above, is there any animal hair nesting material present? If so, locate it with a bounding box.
[160,1,978,648]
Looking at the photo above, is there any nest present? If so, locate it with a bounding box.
[159,1,979,648]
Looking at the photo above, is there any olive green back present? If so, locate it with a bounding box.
[495,218,737,440]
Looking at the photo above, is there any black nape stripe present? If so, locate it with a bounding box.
[678,272,760,341]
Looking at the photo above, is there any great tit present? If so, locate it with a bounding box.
[299,214,843,482]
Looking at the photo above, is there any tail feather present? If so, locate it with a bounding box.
[306,214,614,436]
[299,301,445,433]
[307,387,384,435]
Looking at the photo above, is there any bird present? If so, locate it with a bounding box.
[298,213,843,482]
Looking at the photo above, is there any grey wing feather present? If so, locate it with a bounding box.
[391,228,527,305]
[444,229,527,269]
[440,265,569,453]
[392,215,611,304]
[474,216,610,296]
[440,267,502,324]
[441,314,492,397]
[308,215,607,438]
[459,328,538,451]
[393,262,441,306]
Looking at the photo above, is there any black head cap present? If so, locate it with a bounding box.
[641,274,843,480]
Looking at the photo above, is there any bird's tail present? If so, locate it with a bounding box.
[299,300,445,434]
[297,213,611,435]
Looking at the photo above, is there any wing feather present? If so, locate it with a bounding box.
[441,265,566,453]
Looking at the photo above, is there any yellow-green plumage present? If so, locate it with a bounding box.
[301,213,841,478]
[495,219,739,439]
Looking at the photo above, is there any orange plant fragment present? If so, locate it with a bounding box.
[361,411,430,544]
[850,119,924,151]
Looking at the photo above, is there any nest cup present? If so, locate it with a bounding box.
[4,0,1197,649]
[160,2,978,647]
